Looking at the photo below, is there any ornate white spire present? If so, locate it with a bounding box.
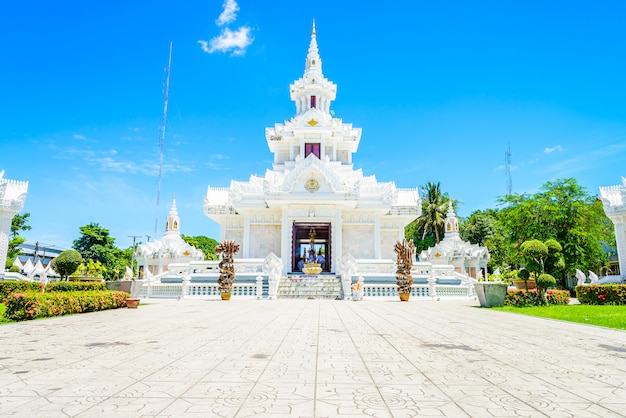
[289,21,337,115]
[305,20,322,77]
[444,201,459,238]
[165,197,180,236]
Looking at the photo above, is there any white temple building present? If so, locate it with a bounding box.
[599,177,626,277]
[203,23,421,273]
[0,170,29,275]
[135,198,204,277]
[418,202,490,279]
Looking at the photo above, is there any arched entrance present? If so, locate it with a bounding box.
[292,222,331,273]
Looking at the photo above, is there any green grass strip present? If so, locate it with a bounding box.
[494,305,626,330]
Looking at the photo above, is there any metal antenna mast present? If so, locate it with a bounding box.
[505,142,512,195]
[155,41,172,238]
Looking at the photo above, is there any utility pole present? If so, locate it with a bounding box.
[128,235,143,278]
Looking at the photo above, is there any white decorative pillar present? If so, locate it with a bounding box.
[600,178,626,277]
[374,217,381,259]
[256,274,263,299]
[0,171,28,275]
[334,210,343,272]
[243,214,251,258]
[281,209,291,273]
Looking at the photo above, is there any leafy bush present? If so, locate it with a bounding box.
[576,284,626,305]
[505,289,570,307]
[54,250,83,279]
[0,281,44,299]
[8,266,20,273]
[3,290,128,321]
[46,281,106,292]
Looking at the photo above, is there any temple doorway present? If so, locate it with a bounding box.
[292,222,331,273]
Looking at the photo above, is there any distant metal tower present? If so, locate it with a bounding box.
[154,41,172,239]
[505,143,512,195]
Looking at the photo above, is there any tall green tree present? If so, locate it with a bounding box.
[459,209,512,271]
[497,178,614,287]
[72,223,125,279]
[72,223,116,265]
[6,212,31,268]
[406,182,450,255]
[181,235,218,260]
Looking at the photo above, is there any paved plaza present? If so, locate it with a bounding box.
[1,298,625,417]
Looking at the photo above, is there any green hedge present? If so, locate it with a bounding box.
[0,281,44,299]
[576,284,626,305]
[46,281,106,292]
[2,290,129,321]
[505,289,570,307]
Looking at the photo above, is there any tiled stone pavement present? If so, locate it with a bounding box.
[1,298,625,417]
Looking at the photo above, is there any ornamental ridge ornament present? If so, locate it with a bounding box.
[305,176,320,193]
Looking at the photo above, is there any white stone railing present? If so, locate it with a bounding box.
[363,284,430,298]
[140,281,261,299]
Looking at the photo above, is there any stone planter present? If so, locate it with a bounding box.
[474,282,508,308]
[512,279,536,290]
[106,280,144,298]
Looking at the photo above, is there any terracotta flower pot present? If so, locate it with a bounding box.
[221,292,232,301]
[126,298,140,309]
[399,293,410,302]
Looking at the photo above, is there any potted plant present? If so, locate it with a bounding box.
[474,275,508,308]
[394,239,415,301]
[215,240,240,300]
[512,268,536,290]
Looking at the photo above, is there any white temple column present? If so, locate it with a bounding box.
[281,209,290,273]
[0,172,28,275]
[600,179,626,277]
[243,214,251,258]
[613,219,626,275]
[333,210,343,271]
[374,217,381,259]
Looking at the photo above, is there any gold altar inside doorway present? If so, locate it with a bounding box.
[292,222,331,273]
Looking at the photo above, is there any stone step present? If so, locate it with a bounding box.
[277,275,343,299]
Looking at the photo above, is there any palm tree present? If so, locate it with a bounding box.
[416,182,449,243]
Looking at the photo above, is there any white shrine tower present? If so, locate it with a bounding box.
[204,23,421,273]
[418,201,489,279]
[600,177,626,277]
[136,197,204,276]
[0,170,29,274]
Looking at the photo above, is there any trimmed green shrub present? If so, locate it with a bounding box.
[0,281,44,299]
[8,266,20,273]
[54,250,83,279]
[3,290,129,321]
[46,281,106,292]
[505,289,570,307]
[576,284,626,305]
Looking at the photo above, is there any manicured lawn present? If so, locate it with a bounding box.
[494,304,626,330]
[0,303,11,324]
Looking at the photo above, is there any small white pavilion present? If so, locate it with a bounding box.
[203,23,421,273]
[599,177,626,277]
[418,202,490,279]
[136,198,204,277]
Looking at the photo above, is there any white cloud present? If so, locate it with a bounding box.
[544,145,563,153]
[198,27,253,56]
[73,134,87,140]
[216,0,239,26]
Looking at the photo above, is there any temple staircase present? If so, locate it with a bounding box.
[277,274,343,299]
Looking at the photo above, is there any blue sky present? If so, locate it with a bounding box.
[2,0,625,251]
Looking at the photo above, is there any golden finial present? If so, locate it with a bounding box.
[312,19,316,35]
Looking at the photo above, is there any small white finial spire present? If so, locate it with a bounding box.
[165,196,181,235]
